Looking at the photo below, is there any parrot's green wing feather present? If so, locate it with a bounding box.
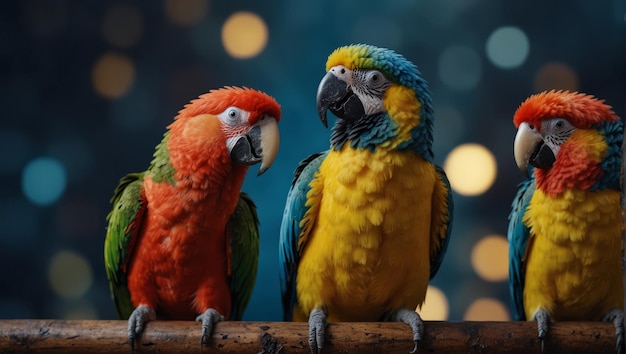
[228,192,260,320]
[429,165,454,279]
[507,171,536,321]
[279,151,327,321]
[103,172,146,320]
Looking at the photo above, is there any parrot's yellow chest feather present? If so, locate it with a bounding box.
[523,188,623,321]
[295,147,436,321]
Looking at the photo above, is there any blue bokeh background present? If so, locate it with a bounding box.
[1,0,623,321]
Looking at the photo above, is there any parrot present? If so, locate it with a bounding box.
[103,86,281,352]
[279,44,453,354]
[508,90,624,352]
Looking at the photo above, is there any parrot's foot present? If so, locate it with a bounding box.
[196,308,224,348]
[308,307,327,354]
[127,305,156,354]
[389,308,423,354]
[532,309,550,351]
[602,308,625,354]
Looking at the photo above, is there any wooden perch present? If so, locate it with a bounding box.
[0,320,618,353]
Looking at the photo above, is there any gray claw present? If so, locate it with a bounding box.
[602,308,625,354]
[308,307,327,354]
[533,309,550,352]
[127,305,156,354]
[196,308,224,347]
[390,308,423,353]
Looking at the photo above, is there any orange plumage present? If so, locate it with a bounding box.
[104,86,281,349]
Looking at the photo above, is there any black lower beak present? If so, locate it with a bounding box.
[529,141,556,170]
[316,72,365,127]
[230,125,262,166]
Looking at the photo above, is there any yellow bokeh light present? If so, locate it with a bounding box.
[48,250,93,299]
[164,0,207,27]
[471,235,509,282]
[463,298,510,321]
[102,5,144,48]
[92,52,135,99]
[534,62,579,93]
[418,286,449,320]
[221,12,268,59]
[444,143,497,196]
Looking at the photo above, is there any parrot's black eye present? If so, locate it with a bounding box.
[229,109,237,118]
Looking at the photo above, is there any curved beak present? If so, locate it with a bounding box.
[316,71,364,127]
[514,122,555,177]
[228,117,280,176]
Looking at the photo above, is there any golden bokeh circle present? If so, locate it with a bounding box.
[92,52,135,99]
[471,235,509,282]
[444,143,497,196]
[463,298,510,321]
[418,286,449,320]
[221,12,268,59]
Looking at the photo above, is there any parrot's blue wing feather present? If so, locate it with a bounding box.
[104,172,147,320]
[429,165,454,279]
[228,192,260,321]
[507,172,536,321]
[279,151,327,321]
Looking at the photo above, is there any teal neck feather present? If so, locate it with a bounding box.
[591,119,623,191]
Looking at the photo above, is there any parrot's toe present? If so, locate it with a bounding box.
[532,309,550,352]
[127,305,156,354]
[601,308,625,354]
[389,308,423,353]
[308,307,327,354]
[196,308,224,347]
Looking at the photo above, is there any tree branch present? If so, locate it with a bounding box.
[0,320,617,353]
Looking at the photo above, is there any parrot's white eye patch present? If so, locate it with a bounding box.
[365,70,388,89]
[543,117,575,141]
[217,106,248,126]
[549,118,574,133]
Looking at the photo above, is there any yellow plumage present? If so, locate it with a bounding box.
[523,188,623,321]
[293,146,437,322]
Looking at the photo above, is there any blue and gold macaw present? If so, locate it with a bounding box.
[508,90,624,352]
[279,44,453,353]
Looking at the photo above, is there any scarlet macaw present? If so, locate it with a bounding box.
[509,90,624,352]
[104,86,280,351]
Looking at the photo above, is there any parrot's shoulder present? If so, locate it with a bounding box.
[290,151,328,188]
[148,131,176,185]
[109,173,145,206]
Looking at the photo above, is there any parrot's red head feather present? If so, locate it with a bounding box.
[513,90,618,130]
[178,86,281,124]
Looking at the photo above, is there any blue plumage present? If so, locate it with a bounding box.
[507,172,535,321]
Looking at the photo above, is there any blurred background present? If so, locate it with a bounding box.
[1,0,623,322]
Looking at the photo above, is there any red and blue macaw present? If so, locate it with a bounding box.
[104,87,281,352]
[508,90,624,352]
[279,44,453,353]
